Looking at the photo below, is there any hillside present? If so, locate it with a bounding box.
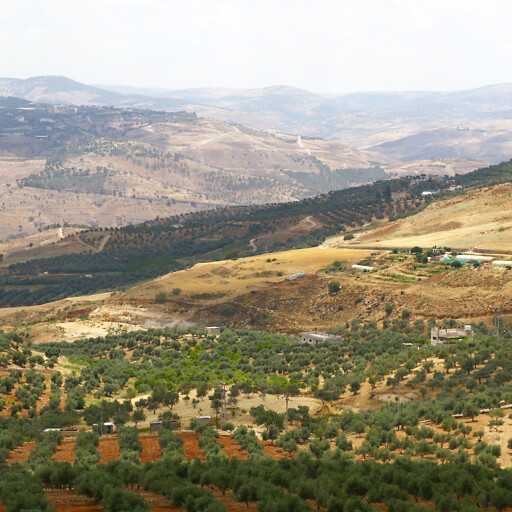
[0,172,432,308]
[0,99,397,239]
[99,243,512,332]
[2,158,512,321]
[359,181,512,250]
[4,76,512,161]
[4,236,512,335]
[370,125,512,163]
[2,157,512,312]
[2,321,512,510]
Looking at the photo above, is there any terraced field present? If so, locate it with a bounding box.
[5,432,284,512]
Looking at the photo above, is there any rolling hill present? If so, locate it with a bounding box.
[3,76,512,161]
[359,181,512,250]
[369,126,512,163]
[0,75,186,109]
[0,99,394,240]
[0,97,483,241]
[2,158,512,332]
[102,81,512,158]
[3,157,512,312]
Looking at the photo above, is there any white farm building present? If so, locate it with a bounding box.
[299,332,343,345]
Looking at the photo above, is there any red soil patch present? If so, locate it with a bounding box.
[35,379,55,415]
[217,436,247,459]
[176,432,205,462]
[140,434,162,463]
[0,374,58,419]
[6,440,35,465]
[54,438,77,463]
[213,489,257,512]
[45,489,105,512]
[133,490,179,512]
[0,379,22,418]
[98,436,120,464]
[7,432,289,469]
[261,440,290,459]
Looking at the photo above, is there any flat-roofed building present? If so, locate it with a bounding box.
[196,415,212,425]
[299,332,343,345]
[431,323,473,345]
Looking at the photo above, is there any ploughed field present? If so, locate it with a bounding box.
[7,432,286,466]
[5,432,283,512]
[0,491,106,512]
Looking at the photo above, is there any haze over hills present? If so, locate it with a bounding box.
[102,81,512,161]
[0,75,186,110]
[6,4,512,508]
[2,76,512,162]
[0,98,402,239]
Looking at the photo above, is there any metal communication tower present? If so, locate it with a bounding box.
[494,317,502,339]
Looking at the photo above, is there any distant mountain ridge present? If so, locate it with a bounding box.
[3,76,512,161]
[97,81,512,163]
[0,75,186,110]
[100,82,512,113]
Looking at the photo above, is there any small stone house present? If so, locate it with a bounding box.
[206,327,221,336]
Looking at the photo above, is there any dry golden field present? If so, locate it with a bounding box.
[358,182,512,250]
[126,247,373,303]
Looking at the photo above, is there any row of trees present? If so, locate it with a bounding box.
[24,444,512,512]
[34,321,512,426]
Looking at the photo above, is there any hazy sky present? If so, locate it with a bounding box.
[2,0,512,93]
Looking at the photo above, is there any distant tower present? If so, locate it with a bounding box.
[494,317,502,339]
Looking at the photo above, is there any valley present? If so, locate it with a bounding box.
[0,99,397,240]
[2,156,512,511]
[3,78,512,512]
[0,86,492,240]
[5,3,512,510]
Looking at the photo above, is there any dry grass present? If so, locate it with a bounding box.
[359,183,512,250]
[126,247,373,304]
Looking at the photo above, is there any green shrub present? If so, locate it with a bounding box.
[155,292,166,303]
[328,281,341,294]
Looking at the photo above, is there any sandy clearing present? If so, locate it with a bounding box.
[0,293,113,331]
[122,389,326,432]
[53,320,140,340]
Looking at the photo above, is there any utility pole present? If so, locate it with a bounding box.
[397,382,401,418]
[284,393,290,434]
[100,408,103,437]
[220,381,227,420]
